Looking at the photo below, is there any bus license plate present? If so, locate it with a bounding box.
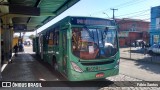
[96,73,104,78]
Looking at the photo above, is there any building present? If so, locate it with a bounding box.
[150,6,160,45]
[116,18,150,47]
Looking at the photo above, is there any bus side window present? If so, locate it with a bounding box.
[46,32,49,44]
[72,31,77,50]
[48,32,54,45]
[72,28,81,51]
[54,31,59,45]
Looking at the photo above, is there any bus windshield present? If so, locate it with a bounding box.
[72,27,118,60]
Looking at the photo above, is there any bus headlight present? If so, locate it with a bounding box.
[117,59,120,65]
[114,59,120,69]
[71,62,83,72]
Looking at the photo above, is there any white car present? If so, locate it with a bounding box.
[148,44,160,54]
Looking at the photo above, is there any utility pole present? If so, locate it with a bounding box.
[110,8,118,20]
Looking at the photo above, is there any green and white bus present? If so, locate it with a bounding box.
[33,16,120,81]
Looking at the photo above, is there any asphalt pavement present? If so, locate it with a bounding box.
[1,46,160,90]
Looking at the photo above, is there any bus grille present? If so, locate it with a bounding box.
[81,60,114,66]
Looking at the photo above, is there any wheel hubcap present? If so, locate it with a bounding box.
[54,63,58,70]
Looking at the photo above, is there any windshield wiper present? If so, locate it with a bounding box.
[83,25,94,39]
[101,27,109,39]
[101,30,105,48]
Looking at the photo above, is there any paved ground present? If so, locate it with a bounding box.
[119,47,160,81]
[120,59,160,81]
[1,53,60,81]
[1,46,160,90]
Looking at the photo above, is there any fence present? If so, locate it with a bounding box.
[120,47,160,64]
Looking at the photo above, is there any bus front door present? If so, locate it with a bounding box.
[40,35,43,60]
[62,30,67,75]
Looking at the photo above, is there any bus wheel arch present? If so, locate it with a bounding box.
[52,56,58,71]
[148,50,153,55]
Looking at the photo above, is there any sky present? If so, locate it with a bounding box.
[16,0,160,36]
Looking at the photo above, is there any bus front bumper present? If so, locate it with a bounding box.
[68,68,119,81]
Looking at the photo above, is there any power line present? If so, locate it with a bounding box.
[112,9,151,21]
[116,18,150,25]
[115,9,150,17]
[89,0,143,16]
[90,0,151,20]
[102,12,110,18]
[116,17,154,26]
[108,12,150,20]
[115,0,146,9]
[89,0,159,21]
[126,13,150,18]
[113,0,144,9]
[112,0,137,8]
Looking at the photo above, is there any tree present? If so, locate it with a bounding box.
[14,35,19,38]
[29,34,35,40]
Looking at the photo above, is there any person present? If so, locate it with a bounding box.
[19,43,24,52]
[13,44,18,56]
[134,41,137,48]
[144,44,147,55]
[141,41,145,49]
[28,41,30,46]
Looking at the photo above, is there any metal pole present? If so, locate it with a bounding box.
[10,28,13,62]
[130,38,131,59]
[110,8,118,20]
[0,19,2,80]
[36,29,37,36]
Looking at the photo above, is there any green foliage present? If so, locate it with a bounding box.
[29,34,35,40]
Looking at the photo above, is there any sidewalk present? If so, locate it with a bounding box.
[1,52,37,81]
[1,52,58,81]
[1,53,15,73]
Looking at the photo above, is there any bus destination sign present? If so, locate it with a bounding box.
[71,17,113,26]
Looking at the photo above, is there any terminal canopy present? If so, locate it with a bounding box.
[0,0,79,32]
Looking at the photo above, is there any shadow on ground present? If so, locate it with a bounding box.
[30,53,115,87]
[126,58,160,75]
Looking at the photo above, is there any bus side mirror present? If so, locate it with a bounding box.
[104,27,108,34]
[105,27,108,31]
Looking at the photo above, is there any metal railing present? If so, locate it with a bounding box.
[120,46,160,64]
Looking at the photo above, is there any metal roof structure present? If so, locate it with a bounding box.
[0,0,79,32]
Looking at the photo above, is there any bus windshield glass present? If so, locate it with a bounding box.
[72,27,118,60]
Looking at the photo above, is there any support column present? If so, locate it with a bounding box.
[2,16,12,64]
[0,18,2,80]
[10,28,14,57]
[19,32,22,46]
[20,32,21,38]
[8,26,13,63]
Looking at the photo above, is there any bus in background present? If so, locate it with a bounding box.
[33,16,120,81]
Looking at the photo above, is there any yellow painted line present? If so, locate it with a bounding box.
[1,64,7,72]
[1,53,15,72]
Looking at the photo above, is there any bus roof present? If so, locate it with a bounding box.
[38,16,115,34]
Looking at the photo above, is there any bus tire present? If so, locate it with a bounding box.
[148,50,153,55]
[52,56,58,71]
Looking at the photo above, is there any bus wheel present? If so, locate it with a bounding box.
[148,50,153,55]
[52,57,58,71]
